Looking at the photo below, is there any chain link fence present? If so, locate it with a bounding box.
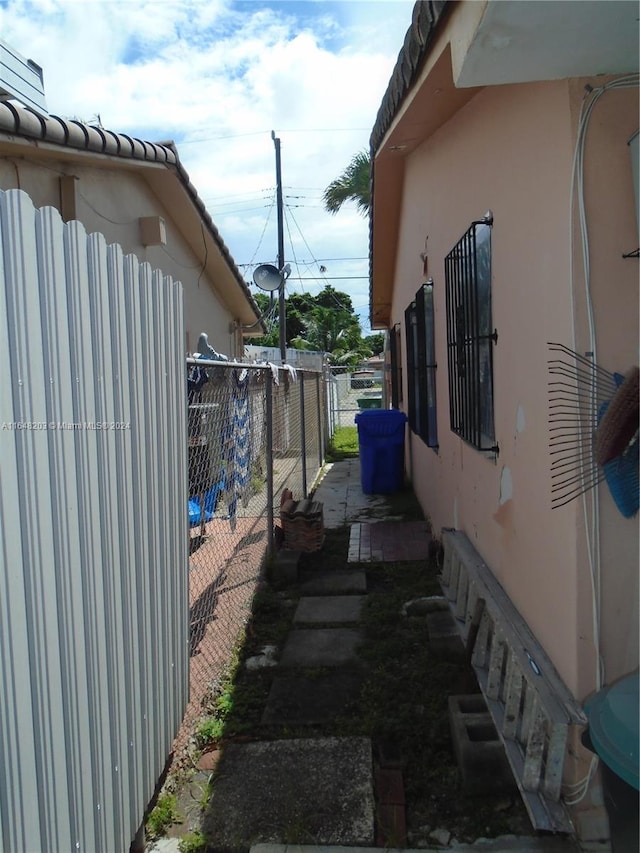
[328,367,385,432]
[172,360,328,769]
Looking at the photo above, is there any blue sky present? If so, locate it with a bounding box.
[0,0,415,334]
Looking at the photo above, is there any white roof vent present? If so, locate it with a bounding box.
[0,39,47,116]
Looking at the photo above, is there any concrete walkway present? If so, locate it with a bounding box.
[251,841,580,853]
[313,459,389,528]
[185,460,583,853]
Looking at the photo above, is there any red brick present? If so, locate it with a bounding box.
[374,767,405,804]
[376,802,407,847]
[197,748,221,771]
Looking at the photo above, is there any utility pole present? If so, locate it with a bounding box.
[271,130,286,363]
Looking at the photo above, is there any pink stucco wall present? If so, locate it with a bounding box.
[392,78,638,697]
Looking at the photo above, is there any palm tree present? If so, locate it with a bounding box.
[322,150,371,216]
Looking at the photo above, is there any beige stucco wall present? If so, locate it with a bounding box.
[391,77,638,698]
[0,156,239,358]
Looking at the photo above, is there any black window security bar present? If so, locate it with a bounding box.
[419,280,439,449]
[405,301,419,433]
[389,323,402,409]
[404,281,438,449]
[445,214,498,453]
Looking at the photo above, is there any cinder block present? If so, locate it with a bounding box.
[448,694,516,796]
[573,805,611,843]
[272,549,300,585]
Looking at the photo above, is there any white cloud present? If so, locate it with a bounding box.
[0,0,414,332]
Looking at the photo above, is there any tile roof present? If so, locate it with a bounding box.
[0,100,179,163]
[368,0,449,328]
[370,0,451,155]
[369,0,449,155]
[0,101,261,323]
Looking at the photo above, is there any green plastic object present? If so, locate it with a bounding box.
[584,673,639,790]
[357,397,382,410]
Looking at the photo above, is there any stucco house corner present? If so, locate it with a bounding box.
[370,0,639,847]
[0,101,265,358]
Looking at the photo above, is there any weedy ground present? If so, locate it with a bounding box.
[190,440,530,844]
[153,430,531,848]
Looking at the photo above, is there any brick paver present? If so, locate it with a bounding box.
[348,521,431,563]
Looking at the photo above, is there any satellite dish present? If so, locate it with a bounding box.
[253,264,283,292]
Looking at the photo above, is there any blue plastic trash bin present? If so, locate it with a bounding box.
[355,409,407,494]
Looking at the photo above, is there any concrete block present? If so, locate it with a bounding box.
[448,694,516,796]
[574,806,611,844]
[272,548,300,585]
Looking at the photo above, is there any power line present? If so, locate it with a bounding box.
[238,256,368,265]
[247,197,276,267]
[209,205,272,216]
[177,127,371,145]
[201,186,275,202]
[286,276,369,281]
[207,198,274,209]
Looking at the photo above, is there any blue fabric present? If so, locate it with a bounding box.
[188,478,225,526]
[223,369,251,530]
[603,443,639,518]
[599,374,639,518]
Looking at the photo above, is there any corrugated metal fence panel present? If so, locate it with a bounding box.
[0,189,188,853]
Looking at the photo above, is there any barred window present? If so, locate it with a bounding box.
[404,280,438,449]
[389,323,403,409]
[444,215,498,453]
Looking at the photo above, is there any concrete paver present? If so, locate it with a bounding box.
[200,461,583,853]
[293,595,365,624]
[314,460,389,528]
[261,671,364,725]
[299,569,366,595]
[203,738,375,848]
[280,627,362,667]
[251,837,579,853]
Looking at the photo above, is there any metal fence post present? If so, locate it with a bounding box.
[316,372,324,469]
[266,368,274,554]
[299,372,307,498]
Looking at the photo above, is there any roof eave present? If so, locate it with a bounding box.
[0,102,265,332]
[368,0,452,330]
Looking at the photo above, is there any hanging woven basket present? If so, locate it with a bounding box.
[594,366,639,466]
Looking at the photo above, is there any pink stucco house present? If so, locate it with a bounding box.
[370,1,638,846]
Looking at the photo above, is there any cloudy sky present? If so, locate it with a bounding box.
[0,0,415,334]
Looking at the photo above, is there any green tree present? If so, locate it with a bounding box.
[247,285,371,367]
[363,333,385,356]
[322,151,371,216]
[286,292,315,341]
[313,285,355,315]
